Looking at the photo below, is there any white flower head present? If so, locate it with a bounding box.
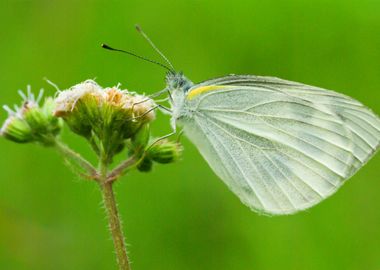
[53,80,157,157]
[54,80,104,117]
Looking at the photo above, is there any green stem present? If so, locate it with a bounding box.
[55,140,97,176]
[107,154,140,182]
[99,158,131,270]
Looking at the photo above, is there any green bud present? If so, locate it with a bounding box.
[137,156,153,172]
[147,139,183,164]
[0,116,33,143]
[1,88,62,146]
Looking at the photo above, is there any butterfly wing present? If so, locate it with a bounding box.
[181,75,380,215]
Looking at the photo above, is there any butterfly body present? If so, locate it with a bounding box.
[167,73,193,128]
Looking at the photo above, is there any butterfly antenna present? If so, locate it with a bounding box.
[135,25,175,72]
[101,43,173,73]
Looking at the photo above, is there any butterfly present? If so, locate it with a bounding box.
[103,26,380,215]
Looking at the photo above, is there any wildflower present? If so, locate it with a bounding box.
[1,86,62,146]
[54,81,156,159]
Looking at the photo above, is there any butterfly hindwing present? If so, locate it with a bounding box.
[181,75,380,215]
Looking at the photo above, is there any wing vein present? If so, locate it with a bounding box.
[193,115,267,209]
[201,112,341,187]
[201,107,369,157]
[341,110,380,134]
[202,110,354,172]
[235,139,286,211]
[262,151,324,200]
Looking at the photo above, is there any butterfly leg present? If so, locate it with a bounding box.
[157,104,172,114]
[129,104,172,121]
[146,113,178,149]
[131,88,171,113]
[147,129,177,150]
[136,87,169,104]
[153,97,170,103]
[176,129,184,143]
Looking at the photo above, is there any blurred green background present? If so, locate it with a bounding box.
[0,0,379,269]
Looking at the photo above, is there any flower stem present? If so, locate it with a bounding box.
[55,140,97,176]
[107,154,140,182]
[99,159,131,270]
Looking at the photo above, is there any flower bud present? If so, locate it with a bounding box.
[1,88,62,146]
[137,157,153,172]
[1,116,33,143]
[147,139,183,164]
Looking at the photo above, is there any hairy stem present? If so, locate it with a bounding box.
[107,154,140,182]
[99,157,131,270]
[55,140,97,176]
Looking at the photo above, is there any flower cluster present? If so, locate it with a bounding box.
[55,80,155,137]
[0,87,62,146]
[1,80,182,172]
[54,80,157,161]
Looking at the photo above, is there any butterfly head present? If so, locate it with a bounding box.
[166,72,193,92]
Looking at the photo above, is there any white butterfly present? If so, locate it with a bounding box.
[168,73,380,215]
[103,27,380,215]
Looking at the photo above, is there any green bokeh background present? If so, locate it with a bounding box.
[0,1,379,269]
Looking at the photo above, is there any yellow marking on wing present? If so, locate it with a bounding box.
[187,85,229,100]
